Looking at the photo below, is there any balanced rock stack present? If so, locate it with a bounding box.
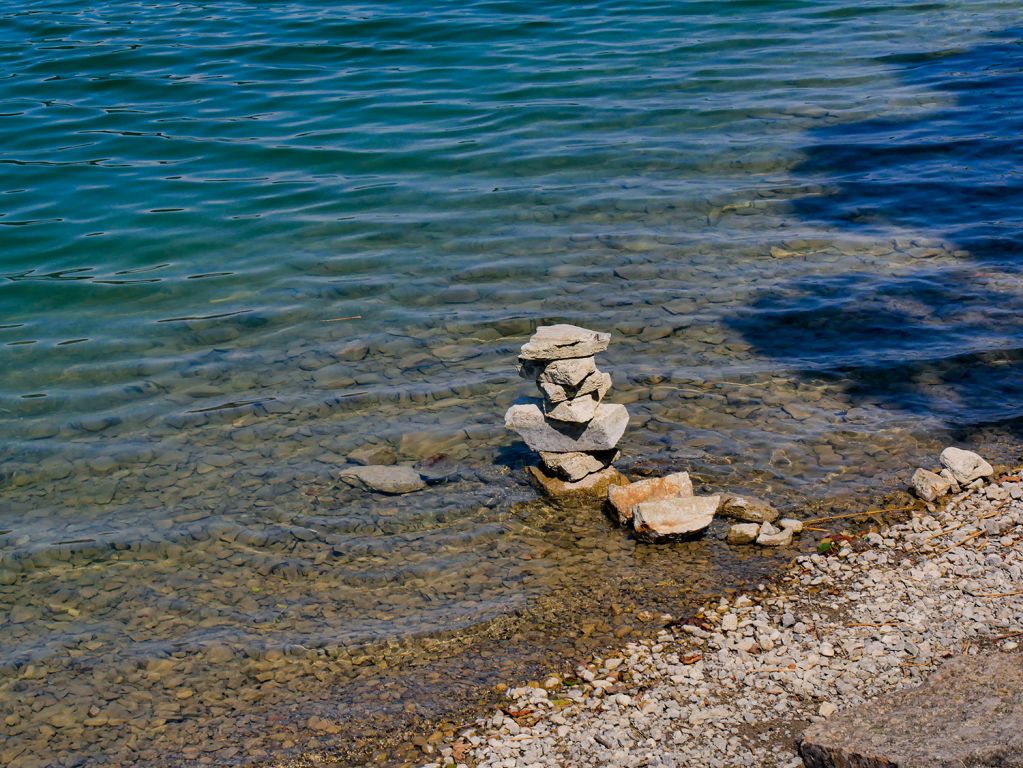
[505,325,629,494]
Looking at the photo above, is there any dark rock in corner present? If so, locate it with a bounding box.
[799,653,1023,768]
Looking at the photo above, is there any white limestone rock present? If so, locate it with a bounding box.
[519,324,611,361]
[505,401,629,452]
[911,468,951,502]
[939,447,993,485]
[632,495,719,542]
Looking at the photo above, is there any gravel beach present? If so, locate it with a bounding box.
[421,469,1023,768]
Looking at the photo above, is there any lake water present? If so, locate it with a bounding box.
[3,1,1023,765]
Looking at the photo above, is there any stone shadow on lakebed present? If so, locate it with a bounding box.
[729,28,1023,441]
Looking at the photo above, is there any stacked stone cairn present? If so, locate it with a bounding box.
[505,324,807,543]
[505,325,628,493]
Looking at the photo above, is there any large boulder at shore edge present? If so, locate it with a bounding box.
[606,471,694,526]
[799,653,1023,768]
[633,495,719,542]
[939,446,993,485]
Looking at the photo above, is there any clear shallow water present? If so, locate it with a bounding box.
[2,1,1023,765]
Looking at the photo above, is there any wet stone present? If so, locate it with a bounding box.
[339,465,426,495]
[633,494,719,542]
[606,472,694,527]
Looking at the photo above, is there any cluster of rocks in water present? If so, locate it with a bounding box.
[505,324,628,492]
[506,325,803,547]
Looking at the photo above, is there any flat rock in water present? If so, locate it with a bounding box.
[799,653,1023,768]
[718,493,779,523]
[544,394,599,423]
[339,465,426,495]
[911,467,951,502]
[505,401,629,452]
[633,495,719,541]
[527,465,628,502]
[519,324,611,361]
[606,471,694,526]
[539,450,618,482]
[939,446,994,485]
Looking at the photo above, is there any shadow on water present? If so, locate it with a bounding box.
[730,29,1023,444]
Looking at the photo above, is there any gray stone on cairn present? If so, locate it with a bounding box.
[517,323,610,361]
[505,325,626,489]
[540,450,619,482]
[505,401,628,453]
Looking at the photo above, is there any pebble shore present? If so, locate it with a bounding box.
[422,471,1023,768]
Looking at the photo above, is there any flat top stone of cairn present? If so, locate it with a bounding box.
[518,324,611,361]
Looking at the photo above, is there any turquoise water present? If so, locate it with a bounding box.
[3,1,1023,765]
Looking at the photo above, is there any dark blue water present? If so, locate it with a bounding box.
[2,2,1022,766]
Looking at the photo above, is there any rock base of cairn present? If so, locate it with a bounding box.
[505,324,628,491]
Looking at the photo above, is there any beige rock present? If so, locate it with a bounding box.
[779,518,804,534]
[606,471,694,526]
[756,521,793,547]
[527,465,628,502]
[519,324,610,361]
[726,523,760,545]
[539,450,618,482]
[505,402,629,452]
[538,356,596,388]
[544,394,599,423]
[718,493,780,524]
[632,495,719,542]
[911,468,951,502]
[539,371,612,404]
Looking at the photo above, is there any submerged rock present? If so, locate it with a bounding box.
[911,467,951,502]
[505,401,629,453]
[633,495,719,542]
[527,465,628,502]
[339,465,426,495]
[939,446,993,485]
[718,493,780,524]
[726,523,760,545]
[606,472,694,526]
[539,450,618,482]
[518,324,611,361]
[347,442,397,467]
[799,653,1023,768]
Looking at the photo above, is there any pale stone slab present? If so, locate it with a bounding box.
[718,493,779,524]
[544,394,598,423]
[632,495,719,541]
[606,471,694,526]
[539,450,618,482]
[526,465,628,502]
[939,446,993,485]
[505,402,628,452]
[799,653,1023,768]
[539,371,612,404]
[726,523,760,545]
[339,465,425,495]
[519,324,611,361]
[911,468,951,502]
